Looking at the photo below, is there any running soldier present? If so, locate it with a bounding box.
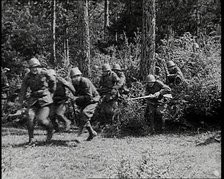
[17,58,56,145]
[144,74,171,134]
[70,67,100,142]
[48,69,76,132]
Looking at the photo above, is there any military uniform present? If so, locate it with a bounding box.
[145,79,171,133]
[72,77,100,120]
[99,70,121,101]
[167,65,184,87]
[18,65,56,144]
[51,77,76,131]
[70,67,100,141]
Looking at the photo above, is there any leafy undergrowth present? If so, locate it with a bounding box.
[1,126,221,179]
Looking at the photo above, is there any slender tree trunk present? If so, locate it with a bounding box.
[51,0,57,65]
[77,0,91,77]
[63,0,70,67]
[140,0,156,80]
[104,0,109,40]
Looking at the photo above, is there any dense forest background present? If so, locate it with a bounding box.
[1,0,221,131]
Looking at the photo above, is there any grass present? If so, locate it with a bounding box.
[1,125,221,179]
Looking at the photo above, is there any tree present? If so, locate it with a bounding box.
[140,0,156,80]
[104,0,109,39]
[77,0,91,77]
[51,0,57,65]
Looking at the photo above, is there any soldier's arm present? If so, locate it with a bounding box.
[45,70,57,94]
[57,77,76,96]
[75,80,92,103]
[157,80,171,96]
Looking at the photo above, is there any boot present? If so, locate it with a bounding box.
[65,120,71,132]
[86,124,97,141]
[46,123,53,142]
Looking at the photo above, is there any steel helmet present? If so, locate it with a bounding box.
[167,61,176,68]
[48,69,56,76]
[145,74,156,83]
[112,64,122,71]
[70,67,82,77]
[102,63,111,72]
[29,58,41,68]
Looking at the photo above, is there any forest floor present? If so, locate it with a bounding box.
[1,123,221,179]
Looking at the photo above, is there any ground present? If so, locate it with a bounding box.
[1,125,221,179]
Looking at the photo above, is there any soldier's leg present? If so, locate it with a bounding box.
[146,104,156,133]
[26,108,36,144]
[82,103,98,141]
[156,104,166,133]
[55,103,71,131]
[36,105,53,142]
[50,104,60,132]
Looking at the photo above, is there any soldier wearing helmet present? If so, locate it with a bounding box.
[144,74,171,134]
[112,64,129,100]
[70,67,100,142]
[166,60,184,87]
[98,63,121,96]
[17,57,57,145]
[48,69,76,132]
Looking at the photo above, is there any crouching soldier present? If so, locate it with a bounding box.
[112,64,129,102]
[166,60,185,87]
[17,58,56,145]
[144,74,171,134]
[70,67,100,142]
[48,69,76,132]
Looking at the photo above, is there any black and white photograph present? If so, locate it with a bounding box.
[1,0,221,178]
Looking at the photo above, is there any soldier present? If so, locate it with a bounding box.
[17,57,57,145]
[166,60,184,87]
[144,74,171,134]
[98,64,121,125]
[70,67,100,141]
[112,64,129,99]
[48,69,76,132]
[98,63,121,101]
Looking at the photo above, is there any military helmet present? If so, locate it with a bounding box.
[112,64,122,71]
[48,69,56,76]
[29,57,41,68]
[102,63,111,72]
[145,74,156,83]
[70,67,82,77]
[167,60,176,68]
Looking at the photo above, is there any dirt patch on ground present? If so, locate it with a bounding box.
[1,126,221,179]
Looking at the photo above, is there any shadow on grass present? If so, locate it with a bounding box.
[9,139,80,148]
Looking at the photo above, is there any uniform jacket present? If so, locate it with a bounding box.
[167,66,184,84]
[72,77,100,108]
[53,77,76,103]
[19,68,56,107]
[116,72,126,88]
[99,71,121,94]
[145,80,171,104]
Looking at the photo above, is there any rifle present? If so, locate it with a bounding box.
[128,94,172,101]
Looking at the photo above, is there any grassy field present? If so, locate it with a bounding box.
[1,125,221,179]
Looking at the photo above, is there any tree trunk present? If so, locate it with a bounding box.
[63,0,70,68]
[104,0,109,40]
[77,0,91,77]
[140,0,156,80]
[51,0,57,65]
